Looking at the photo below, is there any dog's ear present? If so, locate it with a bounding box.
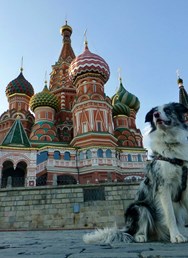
[172,102,188,114]
[145,108,156,123]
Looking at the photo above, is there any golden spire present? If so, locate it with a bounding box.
[176,69,183,87]
[44,70,48,85]
[84,29,88,49]
[118,67,122,82]
[20,56,23,72]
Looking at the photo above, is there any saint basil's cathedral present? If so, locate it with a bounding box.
[2,22,186,188]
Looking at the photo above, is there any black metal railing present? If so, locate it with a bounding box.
[0,175,143,188]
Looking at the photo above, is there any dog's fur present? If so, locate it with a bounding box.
[83,102,188,244]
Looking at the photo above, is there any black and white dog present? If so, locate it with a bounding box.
[83,102,188,244]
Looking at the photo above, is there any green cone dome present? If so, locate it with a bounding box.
[29,84,60,112]
[6,71,34,97]
[112,79,140,116]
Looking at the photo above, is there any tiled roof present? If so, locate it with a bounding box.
[6,72,34,97]
[2,116,31,147]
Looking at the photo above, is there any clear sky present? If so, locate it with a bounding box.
[1,0,188,147]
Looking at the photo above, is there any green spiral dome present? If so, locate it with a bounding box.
[6,71,34,97]
[29,84,60,112]
[112,79,140,116]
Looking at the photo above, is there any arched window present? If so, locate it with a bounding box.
[106,149,112,158]
[128,154,132,162]
[63,127,69,136]
[97,121,102,131]
[83,81,87,93]
[64,151,70,160]
[97,149,103,158]
[79,151,84,160]
[92,80,97,92]
[138,154,142,162]
[54,151,61,160]
[86,150,92,159]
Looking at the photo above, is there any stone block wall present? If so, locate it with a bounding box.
[0,183,139,230]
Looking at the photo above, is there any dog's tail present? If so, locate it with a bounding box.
[83,226,134,245]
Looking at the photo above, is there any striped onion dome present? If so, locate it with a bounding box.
[69,42,110,83]
[6,71,34,97]
[29,83,60,112]
[112,79,140,116]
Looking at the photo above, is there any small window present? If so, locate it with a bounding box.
[138,154,142,162]
[93,80,97,92]
[84,187,105,202]
[97,121,102,131]
[63,127,69,136]
[97,149,103,158]
[82,123,87,133]
[106,149,112,158]
[84,84,87,93]
[80,151,84,160]
[86,150,92,159]
[54,151,61,160]
[64,151,70,160]
[128,154,132,162]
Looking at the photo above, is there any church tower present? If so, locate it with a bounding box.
[0,68,34,143]
[49,22,76,143]
[69,41,117,148]
[111,78,143,147]
[29,82,60,143]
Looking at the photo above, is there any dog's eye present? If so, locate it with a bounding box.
[164,107,171,115]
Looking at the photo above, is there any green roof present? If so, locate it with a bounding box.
[2,117,31,147]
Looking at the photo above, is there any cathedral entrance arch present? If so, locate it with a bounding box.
[1,160,27,188]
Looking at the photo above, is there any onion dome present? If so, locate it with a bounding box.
[60,20,72,36]
[112,78,140,116]
[6,70,34,97]
[69,41,110,84]
[29,82,60,112]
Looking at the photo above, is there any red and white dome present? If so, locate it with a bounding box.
[69,43,110,83]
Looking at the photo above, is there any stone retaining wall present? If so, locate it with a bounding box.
[0,183,139,230]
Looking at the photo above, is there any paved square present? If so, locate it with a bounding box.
[0,230,188,258]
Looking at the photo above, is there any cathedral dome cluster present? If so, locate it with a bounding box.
[29,84,60,112]
[112,79,140,116]
[69,43,110,84]
[0,22,147,190]
[6,71,34,97]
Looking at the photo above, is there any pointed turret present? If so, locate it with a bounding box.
[49,22,77,144]
[49,21,76,92]
[59,21,75,61]
[2,115,31,147]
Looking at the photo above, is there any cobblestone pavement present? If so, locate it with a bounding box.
[0,230,188,258]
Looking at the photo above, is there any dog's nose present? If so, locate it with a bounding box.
[153,111,160,118]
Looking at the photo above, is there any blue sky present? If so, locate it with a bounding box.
[1,0,188,145]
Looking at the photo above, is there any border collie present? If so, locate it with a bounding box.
[83,102,188,244]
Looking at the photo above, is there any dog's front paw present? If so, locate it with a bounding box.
[170,233,187,243]
[135,234,147,242]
